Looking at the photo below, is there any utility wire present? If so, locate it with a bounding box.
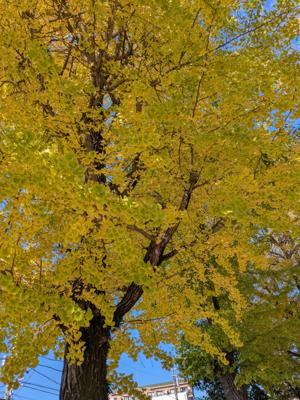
[19,385,57,397]
[21,382,58,393]
[40,356,62,363]
[29,369,59,385]
[16,371,58,399]
[39,364,62,373]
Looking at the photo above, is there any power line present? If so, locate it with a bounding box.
[39,364,62,373]
[40,356,62,363]
[18,385,58,397]
[21,382,58,393]
[29,369,59,385]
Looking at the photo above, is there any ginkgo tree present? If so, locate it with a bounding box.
[0,0,299,399]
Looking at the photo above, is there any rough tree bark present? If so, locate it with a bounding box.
[60,315,110,400]
[218,374,248,400]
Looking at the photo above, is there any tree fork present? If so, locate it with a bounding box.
[59,169,200,399]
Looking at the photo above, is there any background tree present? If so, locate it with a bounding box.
[186,379,268,400]
[0,1,299,400]
[177,234,300,400]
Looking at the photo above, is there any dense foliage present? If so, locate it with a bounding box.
[0,0,299,398]
[177,235,300,399]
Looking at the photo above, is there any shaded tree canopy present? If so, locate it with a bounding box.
[177,235,300,400]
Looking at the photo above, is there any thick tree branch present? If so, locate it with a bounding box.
[113,171,201,326]
[113,282,143,328]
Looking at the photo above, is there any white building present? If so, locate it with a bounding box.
[110,380,194,400]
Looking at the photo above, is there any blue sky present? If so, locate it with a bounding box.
[1,353,174,400]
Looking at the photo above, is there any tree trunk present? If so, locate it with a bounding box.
[60,315,110,400]
[218,374,248,400]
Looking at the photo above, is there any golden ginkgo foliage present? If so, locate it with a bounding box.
[0,1,299,399]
